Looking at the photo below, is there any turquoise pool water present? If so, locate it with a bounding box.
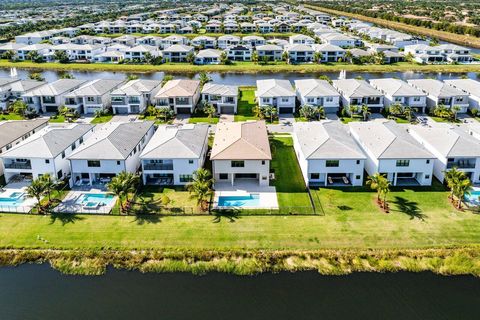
[464,189,480,205]
[0,192,27,207]
[218,194,260,207]
[76,193,115,207]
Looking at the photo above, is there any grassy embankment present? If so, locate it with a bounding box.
[1,60,480,74]
[1,180,480,275]
[304,4,480,49]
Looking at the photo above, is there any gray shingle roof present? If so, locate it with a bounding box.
[68,121,154,160]
[294,79,340,98]
[0,119,48,148]
[140,124,209,159]
[369,78,426,97]
[333,79,383,98]
[1,123,93,158]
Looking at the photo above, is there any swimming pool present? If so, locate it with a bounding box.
[75,193,116,208]
[0,191,27,207]
[217,194,260,207]
[464,188,480,206]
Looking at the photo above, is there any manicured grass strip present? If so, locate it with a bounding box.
[270,137,312,211]
[91,114,113,124]
[188,116,219,124]
[0,113,24,121]
[130,186,200,214]
[304,4,480,49]
[234,87,257,122]
[2,60,480,73]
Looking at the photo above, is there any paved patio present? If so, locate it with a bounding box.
[0,181,37,213]
[54,190,117,214]
[213,180,278,209]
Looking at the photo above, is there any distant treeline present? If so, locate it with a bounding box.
[307,1,480,37]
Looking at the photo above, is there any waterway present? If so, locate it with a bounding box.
[0,264,479,320]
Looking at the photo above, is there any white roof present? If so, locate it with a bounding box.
[444,79,480,97]
[255,79,295,98]
[349,119,434,159]
[66,79,124,97]
[369,78,426,97]
[294,79,340,98]
[140,124,209,159]
[333,79,383,98]
[23,79,88,97]
[294,121,366,160]
[201,83,238,96]
[111,79,162,96]
[407,79,468,98]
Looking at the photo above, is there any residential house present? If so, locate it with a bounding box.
[293,121,366,186]
[1,123,94,183]
[242,36,266,48]
[285,44,314,63]
[0,119,48,175]
[154,79,200,114]
[437,44,473,63]
[6,80,47,107]
[68,121,155,187]
[217,35,241,49]
[191,36,217,49]
[349,119,434,186]
[444,79,480,111]
[369,78,427,112]
[407,79,469,112]
[110,79,162,114]
[226,45,252,61]
[404,44,445,64]
[319,33,355,48]
[332,79,384,112]
[0,78,22,109]
[312,43,345,62]
[256,44,283,61]
[64,79,124,114]
[201,83,238,114]
[194,49,222,65]
[160,35,189,49]
[22,79,89,113]
[124,45,161,61]
[294,79,341,113]
[210,121,271,186]
[140,124,209,185]
[162,44,194,63]
[255,79,296,113]
[289,34,315,45]
[409,124,480,183]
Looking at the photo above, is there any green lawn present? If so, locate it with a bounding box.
[270,137,313,212]
[0,113,24,121]
[430,116,461,124]
[1,180,480,250]
[91,114,113,124]
[188,116,219,124]
[234,87,257,122]
[130,186,200,214]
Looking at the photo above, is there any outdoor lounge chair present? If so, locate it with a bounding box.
[343,176,350,184]
[328,177,333,184]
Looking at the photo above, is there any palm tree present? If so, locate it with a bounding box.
[252,105,264,119]
[251,51,259,64]
[452,105,461,121]
[161,75,174,86]
[299,104,318,121]
[349,105,359,118]
[453,178,472,209]
[361,104,371,121]
[26,178,46,214]
[203,102,216,121]
[186,52,195,64]
[444,167,465,201]
[107,176,126,212]
[186,168,214,211]
[40,174,57,202]
[344,50,354,64]
[378,177,391,210]
[403,106,416,122]
[389,103,403,117]
[198,72,211,87]
[107,171,139,213]
[313,51,323,64]
[367,173,383,202]
[11,100,28,117]
[157,106,173,123]
[263,105,277,123]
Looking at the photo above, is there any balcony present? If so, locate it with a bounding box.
[4,161,32,169]
[447,161,476,169]
[143,163,174,170]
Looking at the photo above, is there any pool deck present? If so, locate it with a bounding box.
[0,182,37,213]
[213,181,278,210]
[54,190,117,214]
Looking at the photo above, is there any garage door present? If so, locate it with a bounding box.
[45,106,58,112]
[176,107,191,114]
[279,107,294,114]
[114,107,129,114]
[220,106,235,114]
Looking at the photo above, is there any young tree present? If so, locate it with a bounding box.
[366,172,385,203]
[157,106,174,123]
[29,72,45,81]
[220,51,230,65]
[198,72,211,87]
[161,75,174,86]
[186,52,195,64]
[186,168,214,211]
[251,51,259,64]
[11,100,28,117]
[107,171,139,213]
[313,51,323,64]
[203,103,216,121]
[26,178,46,214]
[54,50,70,63]
[263,105,277,123]
[361,104,371,121]
[39,173,57,202]
[452,105,461,121]
[252,105,264,119]
[299,104,319,121]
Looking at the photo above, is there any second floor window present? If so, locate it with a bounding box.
[396,160,410,167]
[87,160,101,167]
[231,161,245,168]
[326,160,339,167]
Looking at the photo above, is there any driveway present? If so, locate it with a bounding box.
[174,114,190,124]
[219,114,234,122]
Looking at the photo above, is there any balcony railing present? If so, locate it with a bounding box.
[447,162,476,169]
[4,162,32,169]
[143,163,174,170]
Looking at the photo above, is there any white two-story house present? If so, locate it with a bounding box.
[64,79,124,114]
[444,79,480,111]
[293,121,366,187]
[110,79,162,114]
[294,79,341,114]
[201,83,239,114]
[140,124,209,185]
[154,79,201,114]
[1,123,94,183]
[333,79,384,113]
[349,119,434,186]
[68,121,154,187]
[409,124,480,183]
[210,121,271,187]
[255,79,296,114]
[369,78,427,112]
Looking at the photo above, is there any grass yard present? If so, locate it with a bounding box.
[270,137,313,212]
[130,186,200,215]
[0,113,24,121]
[429,116,461,124]
[91,114,113,124]
[188,116,219,124]
[234,87,257,122]
[1,180,480,250]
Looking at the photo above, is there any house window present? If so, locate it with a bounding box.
[79,137,83,144]
[281,98,289,103]
[45,159,50,164]
[396,160,410,167]
[231,160,245,167]
[425,175,430,179]
[326,97,333,102]
[117,161,121,165]
[307,98,315,103]
[426,159,430,164]
[189,160,194,164]
[356,175,361,180]
[326,160,339,167]
[219,173,228,180]
[413,97,421,102]
[87,160,101,167]
[71,142,76,150]
[356,160,360,165]
[310,173,320,180]
[394,97,402,102]
[180,175,193,183]
[261,160,265,165]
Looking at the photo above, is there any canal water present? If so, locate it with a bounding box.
[1,264,479,320]
[0,68,478,86]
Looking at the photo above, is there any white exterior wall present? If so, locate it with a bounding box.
[296,93,340,113]
[213,159,270,186]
